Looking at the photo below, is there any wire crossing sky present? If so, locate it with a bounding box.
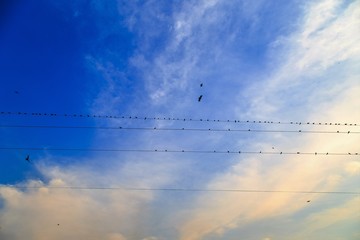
[1,185,359,195]
[0,1,359,240]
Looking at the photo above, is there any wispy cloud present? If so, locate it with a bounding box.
[293,197,360,239]
[127,0,275,115]
[243,0,360,119]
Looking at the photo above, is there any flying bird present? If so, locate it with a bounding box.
[307,200,311,203]
[200,83,203,87]
[198,95,203,102]
[14,91,19,94]
[25,155,30,163]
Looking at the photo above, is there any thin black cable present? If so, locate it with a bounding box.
[0,147,358,155]
[0,124,358,134]
[1,111,358,127]
[0,185,358,194]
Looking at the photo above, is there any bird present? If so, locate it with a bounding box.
[25,155,30,163]
[14,91,19,94]
[198,95,203,102]
[200,83,203,87]
[307,200,311,203]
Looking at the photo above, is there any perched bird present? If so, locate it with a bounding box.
[200,83,203,87]
[25,155,30,163]
[198,95,203,102]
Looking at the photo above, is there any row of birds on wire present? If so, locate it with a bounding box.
[17,148,360,165]
[1,124,358,134]
[1,111,358,127]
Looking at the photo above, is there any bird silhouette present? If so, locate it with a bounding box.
[25,155,30,163]
[200,83,203,87]
[307,200,311,203]
[198,95,203,102]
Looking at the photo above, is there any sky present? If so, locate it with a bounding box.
[0,0,359,239]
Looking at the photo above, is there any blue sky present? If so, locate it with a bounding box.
[0,0,359,239]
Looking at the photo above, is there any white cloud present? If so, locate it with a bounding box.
[178,0,360,239]
[242,0,360,120]
[0,155,181,240]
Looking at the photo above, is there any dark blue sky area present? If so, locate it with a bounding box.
[0,0,134,112]
[1,1,83,111]
[0,1,134,183]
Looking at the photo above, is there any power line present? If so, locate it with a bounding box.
[1,111,358,127]
[0,185,358,194]
[0,124,358,134]
[0,147,358,156]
